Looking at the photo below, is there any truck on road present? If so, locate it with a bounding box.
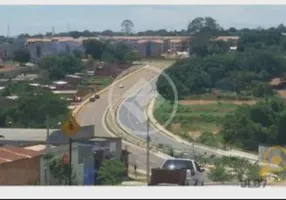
[149,158,205,186]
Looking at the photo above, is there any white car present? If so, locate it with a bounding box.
[160,158,205,186]
[119,84,124,88]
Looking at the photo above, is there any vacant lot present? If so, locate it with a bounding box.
[154,99,256,135]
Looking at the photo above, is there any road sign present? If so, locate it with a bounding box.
[61,115,81,137]
[62,153,69,165]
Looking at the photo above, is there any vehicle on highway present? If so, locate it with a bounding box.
[149,158,205,186]
[89,94,100,102]
[119,84,124,89]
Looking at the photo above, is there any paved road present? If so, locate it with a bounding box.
[118,76,209,157]
[75,61,173,171]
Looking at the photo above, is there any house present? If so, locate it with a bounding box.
[0,59,4,68]
[65,74,82,85]
[0,145,42,185]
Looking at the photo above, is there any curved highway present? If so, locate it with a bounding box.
[75,61,173,171]
[117,77,206,155]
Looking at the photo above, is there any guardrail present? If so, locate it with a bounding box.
[104,95,172,159]
[72,64,147,117]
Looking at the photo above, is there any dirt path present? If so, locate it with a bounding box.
[179,99,257,106]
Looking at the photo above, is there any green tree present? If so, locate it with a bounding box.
[1,84,69,128]
[44,153,77,185]
[39,54,83,80]
[83,39,105,60]
[251,81,274,97]
[123,51,141,63]
[13,49,31,65]
[98,159,126,185]
[121,19,134,35]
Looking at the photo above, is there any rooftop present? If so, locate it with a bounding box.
[214,36,240,41]
[24,144,55,152]
[0,128,57,141]
[52,90,78,95]
[53,81,68,85]
[66,74,82,79]
[0,145,41,164]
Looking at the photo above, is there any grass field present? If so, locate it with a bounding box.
[154,98,240,134]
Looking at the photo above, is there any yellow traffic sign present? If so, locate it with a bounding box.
[61,115,81,137]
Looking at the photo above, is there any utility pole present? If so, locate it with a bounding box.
[7,25,10,38]
[192,139,196,159]
[45,114,50,185]
[146,117,150,183]
[69,138,72,185]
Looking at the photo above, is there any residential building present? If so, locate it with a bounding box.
[0,145,41,185]
[0,39,26,60]
[137,40,164,57]
[27,37,86,60]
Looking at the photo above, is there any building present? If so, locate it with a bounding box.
[137,40,164,57]
[0,39,26,60]
[39,137,124,185]
[27,37,86,60]
[0,145,41,185]
[0,125,95,147]
[65,74,82,85]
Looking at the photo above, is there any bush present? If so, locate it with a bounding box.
[208,164,233,182]
[98,159,126,185]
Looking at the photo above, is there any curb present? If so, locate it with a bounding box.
[104,93,172,160]
[73,64,150,117]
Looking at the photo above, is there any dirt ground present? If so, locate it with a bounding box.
[179,99,257,106]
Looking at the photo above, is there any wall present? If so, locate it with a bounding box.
[0,156,41,185]
[40,137,122,185]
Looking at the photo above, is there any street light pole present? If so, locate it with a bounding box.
[45,114,50,185]
[146,117,150,183]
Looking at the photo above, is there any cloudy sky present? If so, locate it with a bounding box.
[0,5,285,36]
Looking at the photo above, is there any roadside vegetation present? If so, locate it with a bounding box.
[155,17,286,152]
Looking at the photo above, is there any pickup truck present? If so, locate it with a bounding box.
[149,158,205,186]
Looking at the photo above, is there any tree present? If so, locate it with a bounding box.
[121,19,134,35]
[187,17,204,34]
[98,159,126,185]
[83,39,105,60]
[123,51,141,64]
[44,153,77,185]
[72,49,84,59]
[0,84,69,128]
[39,54,83,80]
[251,81,275,97]
[13,49,31,65]
[187,17,222,36]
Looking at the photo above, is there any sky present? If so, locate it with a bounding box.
[1,5,286,36]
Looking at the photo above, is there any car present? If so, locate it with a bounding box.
[160,158,205,186]
[94,94,100,99]
[89,96,95,102]
[119,84,124,88]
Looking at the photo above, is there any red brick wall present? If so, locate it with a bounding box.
[0,156,41,185]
